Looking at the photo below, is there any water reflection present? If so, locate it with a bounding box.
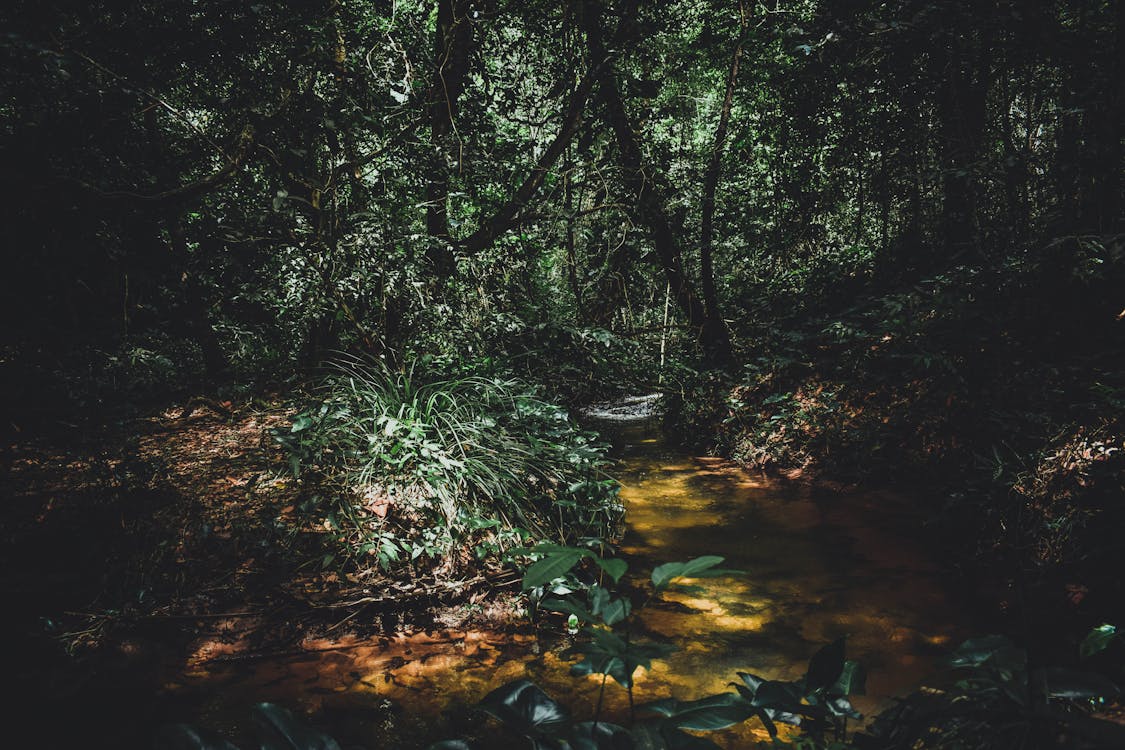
[168,416,972,747]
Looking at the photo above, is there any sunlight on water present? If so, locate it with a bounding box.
[171,412,973,747]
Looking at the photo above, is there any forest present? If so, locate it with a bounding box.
[2,0,1124,747]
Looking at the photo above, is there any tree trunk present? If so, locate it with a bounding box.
[699,1,745,362]
[563,146,585,318]
[935,17,992,259]
[165,214,230,380]
[458,69,598,254]
[583,1,733,369]
[426,0,474,277]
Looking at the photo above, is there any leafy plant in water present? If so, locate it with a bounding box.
[431,547,868,749]
[861,634,1123,749]
[156,702,341,750]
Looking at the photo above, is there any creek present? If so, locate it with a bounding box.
[156,404,975,747]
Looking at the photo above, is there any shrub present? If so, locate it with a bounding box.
[276,357,623,574]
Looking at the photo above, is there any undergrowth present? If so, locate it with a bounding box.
[275,357,624,577]
[667,236,1125,635]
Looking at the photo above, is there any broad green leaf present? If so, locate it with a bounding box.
[734,672,767,693]
[153,724,240,750]
[523,549,588,590]
[629,722,723,750]
[594,556,628,583]
[590,585,612,614]
[570,653,628,685]
[651,556,725,590]
[566,631,675,689]
[946,635,1026,672]
[1080,624,1118,659]
[806,637,846,691]
[569,721,631,750]
[731,679,805,729]
[824,695,862,720]
[479,679,570,737]
[829,660,867,697]
[586,586,632,625]
[251,703,341,750]
[599,596,632,626]
[750,680,804,712]
[638,693,754,730]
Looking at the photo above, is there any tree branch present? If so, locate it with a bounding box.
[458,68,598,254]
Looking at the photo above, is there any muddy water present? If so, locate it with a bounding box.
[168,415,973,748]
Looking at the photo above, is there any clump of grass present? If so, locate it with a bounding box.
[277,356,622,574]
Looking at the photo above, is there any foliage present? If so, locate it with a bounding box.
[430,548,869,748]
[1080,624,1119,660]
[859,635,1123,750]
[156,703,341,750]
[273,359,623,573]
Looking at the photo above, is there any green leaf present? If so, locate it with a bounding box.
[629,723,724,750]
[730,678,805,729]
[823,695,862,720]
[586,585,631,625]
[638,693,754,730]
[479,679,570,737]
[1080,624,1118,659]
[522,548,590,590]
[569,721,631,750]
[566,630,675,689]
[251,703,341,750]
[751,680,804,712]
[594,556,628,583]
[829,660,866,697]
[734,672,766,693]
[291,414,314,432]
[153,724,240,750]
[806,637,846,691]
[651,556,725,590]
[946,635,1026,672]
[599,596,632,626]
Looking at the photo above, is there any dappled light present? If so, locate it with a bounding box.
[106,418,972,747]
[4,0,1123,746]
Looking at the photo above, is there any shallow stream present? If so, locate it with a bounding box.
[163,408,974,747]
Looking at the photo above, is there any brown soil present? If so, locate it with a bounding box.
[1,394,523,663]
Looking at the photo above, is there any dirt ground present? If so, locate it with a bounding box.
[1,394,522,663]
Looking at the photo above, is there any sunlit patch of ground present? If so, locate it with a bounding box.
[3,395,522,661]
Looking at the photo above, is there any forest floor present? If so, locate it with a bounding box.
[1,394,525,671]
